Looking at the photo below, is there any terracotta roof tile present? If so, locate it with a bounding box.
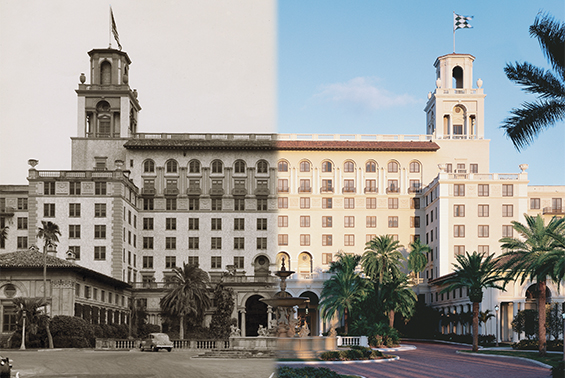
[276,140,440,151]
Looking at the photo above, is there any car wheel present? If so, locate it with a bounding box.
[167,348,172,352]
[151,345,157,352]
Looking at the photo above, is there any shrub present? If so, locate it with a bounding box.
[370,350,383,358]
[350,345,374,359]
[512,339,563,351]
[138,324,161,339]
[340,348,364,360]
[319,351,341,361]
[552,361,564,378]
[50,316,94,347]
[277,367,343,378]
[367,323,400,347]
[53,336,91,348]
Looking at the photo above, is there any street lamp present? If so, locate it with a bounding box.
[494,305,499,347]
[20,309,26,350]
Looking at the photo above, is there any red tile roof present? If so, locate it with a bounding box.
[276,140,440,151]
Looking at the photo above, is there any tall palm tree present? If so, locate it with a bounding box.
[320,252,368,335]
[0,226,8,249]
[160,263,212,339]
[542,226,565,282]
[441,251,505,352]
[362,235,404,286]
[36,220,60,349]
[378,273,417,328]
[407,239,431,280]
[501,14,565,150]
[478,310,495,336]
[12,297,48,347]
[500,215,565,356]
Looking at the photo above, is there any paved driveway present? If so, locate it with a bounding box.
[278,341,551,378]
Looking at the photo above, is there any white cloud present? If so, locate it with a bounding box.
[311,77,420,111]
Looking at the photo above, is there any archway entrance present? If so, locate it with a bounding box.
[245,295,268,336]
[297,291,320,336]
[525,283,551,310]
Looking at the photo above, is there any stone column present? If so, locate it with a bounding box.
[512,301,519,342]
[267,305,273,328]
[240,309,246,336]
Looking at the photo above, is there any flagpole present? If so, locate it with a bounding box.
[453,11,455,53]
[109,6,112,48]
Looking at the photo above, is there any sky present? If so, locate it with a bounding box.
[1,0,564,186]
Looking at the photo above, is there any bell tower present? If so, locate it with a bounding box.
[424,54,485,139]
[76,48,141,139]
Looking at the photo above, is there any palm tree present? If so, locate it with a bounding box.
[362,235,404,286]
[542,227,565,282]
[378,273,417,328]
[500,215,565,356]
[320,252,368,335]
[0,226,8,249]
[160,263,212,339]
[501,14,565,150]
[36,220,60,349]
[12,297,48,347]
[407,239,431,281]
[478,310,495,336]
[441,251,505,352]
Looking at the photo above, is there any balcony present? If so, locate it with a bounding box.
[186,186,202,195]
[209,187,225,196]
[320,187,334,193]
[386,187,399,194]
[342,187,356,193]
[543,207,564,215]
[0,206,15,216]
[254,187,270,196]
[277,187,289,193]
[364,187,377,194]
[141,187,155,196]
[164,187,179,196]
[231,187,247,196]
[408,188,422,194]
[298,187,312,193]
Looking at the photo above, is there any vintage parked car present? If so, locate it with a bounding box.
[0,355,11,378]
[140,333,174,352]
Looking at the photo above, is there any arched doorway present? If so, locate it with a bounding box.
[298,252,312,275]
[277,252,290,270]
[297,291,320,336]
[245,295,268,337]
[525,283,551,310]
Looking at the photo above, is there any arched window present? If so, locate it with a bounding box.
[100,61,112,85]
[387,161,399,173]
[298,252,312,273]
[409,161,421,173]
[366,161,376,173]
[452,66,463,88]
[143,160,155,173]
[299,161,310,172]
[234,160,246,174]
[321,161,332,172]
[189,160,200,174]
[211,160,223,174]
[276,252,291,270]
[278,160,288,172]
[166,160,178,174]
[257,160,268,174]
[344,161,355,172]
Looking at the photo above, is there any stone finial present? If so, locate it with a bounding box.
[427,92,432,99]
[114,160,124,170]
[519,164,528,172]
[80,73,86,84]
[28,159,39,168]
[436,78,441,88]
[476,78,483,88]
[437,163,445,172]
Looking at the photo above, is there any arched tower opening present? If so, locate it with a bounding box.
[452,66,463,88]
[100,61,112,85]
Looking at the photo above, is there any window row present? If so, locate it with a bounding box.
[142,178,269,197]
[141,217,268,231]
[276,179,420,194]
[142,236,268,250]
[278,160,422,174]
[452,204,515,217]
[142,255,245,270]
[75,283,125,307]
[452,184,514,197]
[43,181,107,196]
[453,225,514,238]
[143,159,270,175]
[141,197,269,211]
[277,215,420,229]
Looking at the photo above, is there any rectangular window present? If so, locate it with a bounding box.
[143,237,154,249]
[478,225,489,238]
[390,234,399,242]
[446,163,452,173]
[94,225,106,239]
[343,179,355,193]
[298,197,310,209]
[211,237,222,249]
[211,256,222,269]
[94,203,106,217]
[502,204,514,217]
[188,256,199,266]
[366,216,377,228]
[278,197,288,209]
[234,256,245,269]
[69,225,81,239]
[454,184,465,196]
[68,246,80,260]
[165,256,176,269]
[211,218,222,231]
[188,237,199,249]
[256,198,267,211]
[411,198,420,209]
[344,234,355,246]
[189,198,200,210]
[322,216,332,227]
[44,181,55,195]
[278,234,288,246]
[478,245,489,255]
[257,218,268,230]
[143,256,153,269]
[68,203,81,217]
[278,216,288,227]
[44,203,55,217]
[94,246,106,260]
[321,179,333,193]
[166,218,177,230]
[530,198,540,209]
[165,237,176,250]
[410,216,420,228]
[454,225,465,237]
[143,217,154,230]
[166,198,177,210]
[365,179,377,193]
[211,198,222,211]
[299,179,311,193]
[17,236,28,249]
[234,237,245,250]
[234,198,245,211]
[95,182,107,195]
[366,197,376,209]
[344,216,355,228]
[17,198,28,210]
[478,204,489,217]
[470,164,478,173]
[409,180,421,192]
[344,198,355,209]
[454,245,465,256]
[188,218,199,230]
[478,184,489,197]
[17,217,28,230]
[452,204,464,217]
[300,216,310,227]
[143,198,154,210]
[387,180,398,193]
[388,198,398,209]
[234,218,245,230]
[256,237,267,249]
[502,184,514,197]
[278,179,289,193]
[322,234,332,246]
[366,234,377,242]
[300,234,310,246]
[388,216,398,228]
[502,225,513,238]
[322,198,332,209]
[322,253,333,265]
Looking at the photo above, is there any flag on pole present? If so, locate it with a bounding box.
[111,7,122,50]
[453,12,473,31]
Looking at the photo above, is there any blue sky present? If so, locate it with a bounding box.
[278,1,565,185]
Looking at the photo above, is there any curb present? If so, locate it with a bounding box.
[277,355,399,365]
[455,350,552,369]
[374,344,417,352]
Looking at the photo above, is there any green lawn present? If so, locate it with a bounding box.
[461,350,564,369]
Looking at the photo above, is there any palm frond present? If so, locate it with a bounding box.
[530,13,565,82]
[504,62,565,99]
